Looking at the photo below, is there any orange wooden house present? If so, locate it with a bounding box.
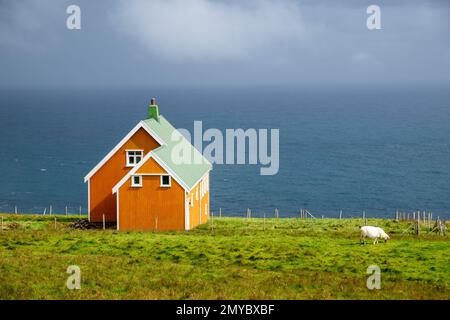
[84,99,212,231]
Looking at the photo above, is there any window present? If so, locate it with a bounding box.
[126,150,143,167]
[131,175,142,187]
[160,175,171,187]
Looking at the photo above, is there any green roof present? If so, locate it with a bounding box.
[142,115,211,190]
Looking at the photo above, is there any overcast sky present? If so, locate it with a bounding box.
[0,0,449,88]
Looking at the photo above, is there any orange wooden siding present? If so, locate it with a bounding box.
[118,175,185,231]
[136,157,166,174]
[89,128,160,222]
[188,173,210,229]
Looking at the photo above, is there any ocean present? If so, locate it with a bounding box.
[0,86,449,219]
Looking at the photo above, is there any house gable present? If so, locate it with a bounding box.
[136,157,166,174]
[84,121,165,183]
[88,126,161,222]
[117,165,186,231]
[113,150,189,193]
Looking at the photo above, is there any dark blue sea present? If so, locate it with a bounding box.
[1,86,449,219]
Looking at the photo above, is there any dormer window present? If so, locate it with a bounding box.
[126,150,143,167]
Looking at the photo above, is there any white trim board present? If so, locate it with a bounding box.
[87,180,91,221]
[184,191,190,231]
[116,190,120,230]
[83,121,165,183]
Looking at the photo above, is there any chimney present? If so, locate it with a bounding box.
[147,97,160,121]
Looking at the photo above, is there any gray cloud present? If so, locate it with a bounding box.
[0,0,449,87]
[113,0,304,61]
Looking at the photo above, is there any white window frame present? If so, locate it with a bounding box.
[126,150,143,167]
[160,175,171,187]
[131,175,142,187]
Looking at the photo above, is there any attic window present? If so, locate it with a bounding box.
[160,175,171,187]
[126,150,143,167]
[131,175,142,187]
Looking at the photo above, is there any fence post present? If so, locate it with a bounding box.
[416,214,420,236]
[79,206,82,217]
[442,220,446,237]
[65,206,68,216]
[219,207,222,218]
[43,207,47,215]
[50,205,52,215]
[15,206,17,214]
[275,208,279,219]
[103,214,106,230]
[340,210,342,220]
[54,217,57,229]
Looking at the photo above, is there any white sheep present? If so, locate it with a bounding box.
[360,226,390,244]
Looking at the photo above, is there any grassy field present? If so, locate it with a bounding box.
[0,214,448,300]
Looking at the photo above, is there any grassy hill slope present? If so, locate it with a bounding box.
[0,214,448,299]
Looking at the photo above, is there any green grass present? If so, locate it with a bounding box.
[0,214,448,299]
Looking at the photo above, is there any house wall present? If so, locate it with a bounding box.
[89,128,160,223]
[136,156,166,174]
[188,172,210,230]
[118,172,185,231]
